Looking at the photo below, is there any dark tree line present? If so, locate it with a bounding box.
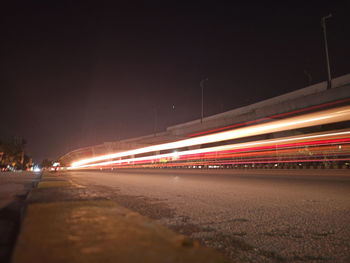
[41,159,54,168]
[0,137,31,170]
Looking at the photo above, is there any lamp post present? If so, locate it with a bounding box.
[154,107,158,136]
[200,78,208,124]
[321,14,332,89]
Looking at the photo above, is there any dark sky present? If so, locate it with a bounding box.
[1,1,349,163]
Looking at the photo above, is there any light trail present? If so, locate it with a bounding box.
[70,129,350,169]
[188,98,350,137]
[71,105,350,168]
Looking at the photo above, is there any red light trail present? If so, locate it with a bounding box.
[70,105,350,169]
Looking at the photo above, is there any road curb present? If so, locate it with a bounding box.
[12,172,229,263]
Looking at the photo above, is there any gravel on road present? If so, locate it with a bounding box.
[67,169,350,263]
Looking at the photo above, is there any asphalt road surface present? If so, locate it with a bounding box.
[67,168,350,263]
[0,171,40,209]
[0,171,41,262]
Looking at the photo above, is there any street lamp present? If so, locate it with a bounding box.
[154,107,158,136]
[321,14,332,90]
[200,78,208,124]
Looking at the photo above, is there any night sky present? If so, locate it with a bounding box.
[1,1,349,163]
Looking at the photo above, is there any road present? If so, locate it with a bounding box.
[0,171,40,209]
[0,171,41,262]
[67,168,350,262]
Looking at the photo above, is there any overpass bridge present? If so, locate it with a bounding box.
[59,74,350,166]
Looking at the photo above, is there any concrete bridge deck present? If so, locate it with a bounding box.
[59,74,350,166]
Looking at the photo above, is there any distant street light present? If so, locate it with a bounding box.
[154,107,158,136]
[200,78,208,124]
[321,14,332,89]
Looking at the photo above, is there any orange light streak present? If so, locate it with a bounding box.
[72,106,350,168]
[70,129,350,169]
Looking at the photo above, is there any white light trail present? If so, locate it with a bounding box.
[70,129,350,169]
[71,106,350,168]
